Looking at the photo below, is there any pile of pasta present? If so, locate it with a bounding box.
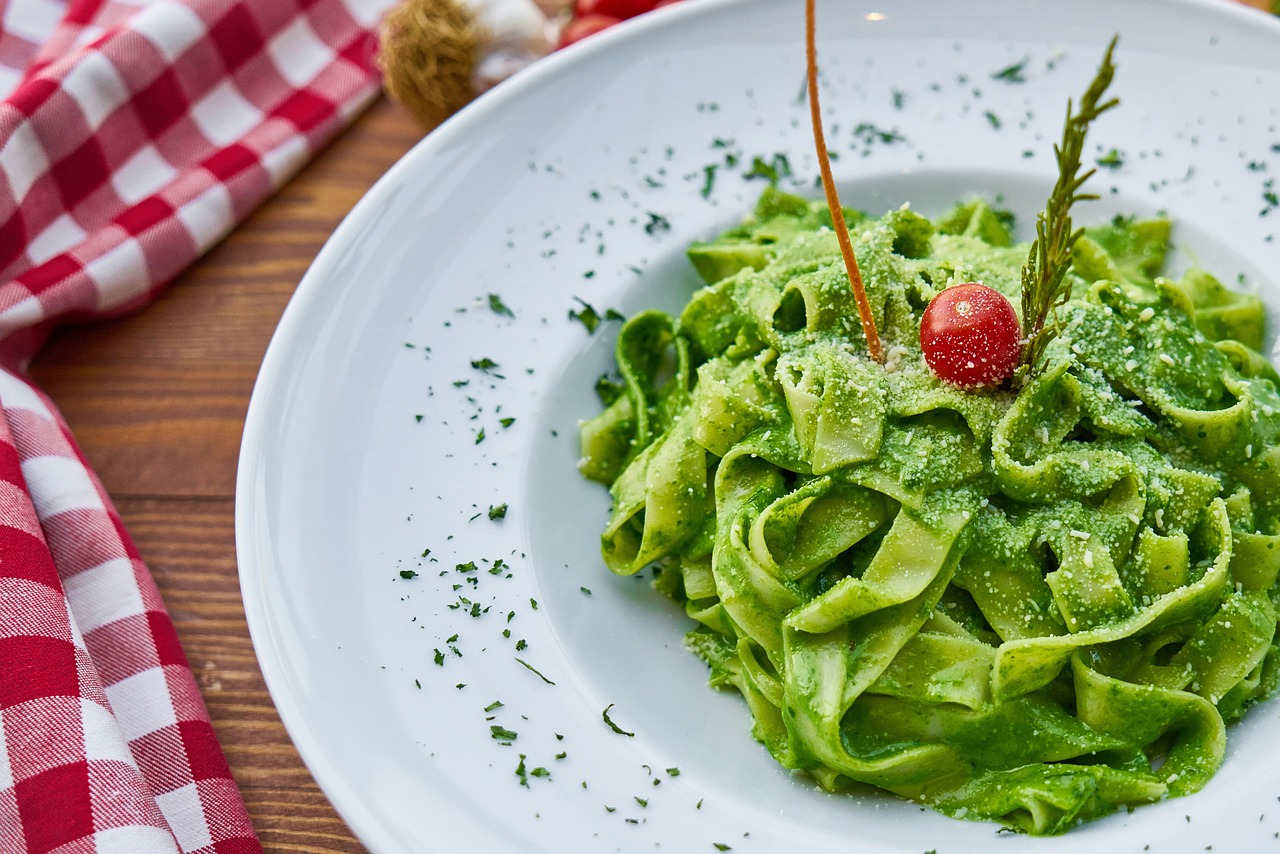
[578,189,1280,834]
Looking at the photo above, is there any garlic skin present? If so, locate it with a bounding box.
[467,0,551,54]
[463,0,564,92]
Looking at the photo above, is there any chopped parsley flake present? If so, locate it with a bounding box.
[743,153,792,184]
[516,754,530,787]
[713,844,732,852]
[701,164,718,198]
[398,569,418,580]
[500,417,516,428]
[470,357,500,373]
[490,725,518,742]
[602,703,635,737]
[852,123,905,146]
[1097,148,1125,169]
[991,57,1030,83]
[484,700,503,712]
[569,299,602,333]
[474,428,486,444]
[488,503,508,520]
[516,658,555,685]
[644,211,671,235]
[488,293,515,317]
[433,649,444,666]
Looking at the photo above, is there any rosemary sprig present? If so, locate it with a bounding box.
[1019,36,1119,372]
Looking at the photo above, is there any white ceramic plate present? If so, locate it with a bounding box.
[236,1,1280,851]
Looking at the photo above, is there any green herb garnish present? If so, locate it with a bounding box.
[992,57,1030,83]
[516,657,555,685]
[701,164,718,197]
[744,153,792,184]
[570,299,602,333]
[1096,147,1124,169]
[516,754,530,787]
[1019,36,1119,372]
[644,211,671,235]
[851,123,905,146]
[602,703,635,737]
[488,293,515,317]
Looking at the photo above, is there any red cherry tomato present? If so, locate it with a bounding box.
[558,13,623,47]
[574,0,658,19]
[920,283,1021,388]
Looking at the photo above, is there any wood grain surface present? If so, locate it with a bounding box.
[29,95,424,853]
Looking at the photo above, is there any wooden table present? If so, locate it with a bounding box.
[28,95,421,853]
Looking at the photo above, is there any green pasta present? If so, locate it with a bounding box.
[578,187,1280,834]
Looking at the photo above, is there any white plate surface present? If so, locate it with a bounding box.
[236,1,1280,851]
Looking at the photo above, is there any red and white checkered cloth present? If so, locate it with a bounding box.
[0,0,395,850]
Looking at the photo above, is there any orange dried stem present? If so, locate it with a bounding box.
[805,0,883,363]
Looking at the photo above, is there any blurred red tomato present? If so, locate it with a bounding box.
[558,13,623,47]
[574,0,658,19]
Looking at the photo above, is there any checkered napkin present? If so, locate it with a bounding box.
[0,0,394,850]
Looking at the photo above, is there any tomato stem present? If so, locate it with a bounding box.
[805,0,884,364]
